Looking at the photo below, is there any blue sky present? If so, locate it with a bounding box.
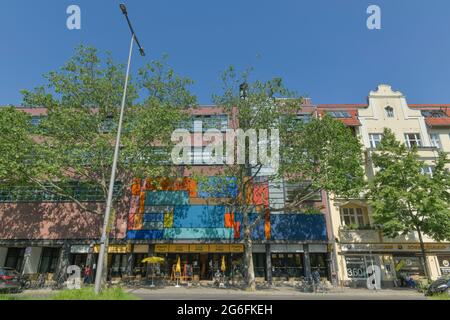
[1,0,450,105]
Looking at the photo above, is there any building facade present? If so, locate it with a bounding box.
[0,84,448,287]
[323,85,450,287]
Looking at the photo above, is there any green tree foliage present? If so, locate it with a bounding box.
[368,128,450,280]
[210,67,365,290]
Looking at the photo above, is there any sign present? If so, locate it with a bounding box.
[133,245,149,253]
[93,244,131,254]
[341,242,450,253]
[229,244,244,253]
[70,245,90,254]
[189,244,209,253]
[438,256,450,275]
[210,244,230,253]
[155,244,169,253]
[169,244,190,253]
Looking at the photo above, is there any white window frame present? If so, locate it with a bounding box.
[421,166,434,177]
[369,133,383,149]
[405,133,422,148]
[429,133,441,149]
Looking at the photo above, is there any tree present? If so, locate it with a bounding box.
[205,67,365,291]
[368,128,450,281]
[3,45,196,286]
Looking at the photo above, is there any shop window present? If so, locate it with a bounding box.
[109,254,128,278]
[271,253,303,279]
[5,248,25,272]
[393,256,425,277]
[340,207,366,228]
[38,248,60,274]
[310,253,329,278]
[345,255,378,279]
[252,253,266,278]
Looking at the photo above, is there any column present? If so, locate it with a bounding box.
[303,244,311,279]
[265,244,272,285]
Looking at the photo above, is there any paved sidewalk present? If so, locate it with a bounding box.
[126,285,426,300]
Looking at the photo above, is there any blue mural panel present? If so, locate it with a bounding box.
[173,205,225,228]
[163,228,234,240]
[197,177,238,198]
[143,213,164,222]
[270,214,327,241]
[127,230,164,240]
[145,191,189,206]
[142,221,164,230]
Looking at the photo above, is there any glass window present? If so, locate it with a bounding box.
[421,110,447,118]
[192,114,228,132]
[405,133,422,148]
[369,133,383,149]
[5,248,25,272]
[252,253,266,278]
[385,106,394,118]
[285,182,322,203]
[310,253,329,278]
[38,248,60,274]
[429,134,441,149]
[328,111,351,118]
[421,166,434,177]
[340,207,365,227]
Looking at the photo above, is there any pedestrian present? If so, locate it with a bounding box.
[84,265,92,284]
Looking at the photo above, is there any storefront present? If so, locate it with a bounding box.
[437,255,450,276]
[153,244,244,281]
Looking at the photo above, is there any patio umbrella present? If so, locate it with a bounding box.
[141,256,165,264]
[221,255,226,272]
[175,256,181,287]
[141,256,165,287]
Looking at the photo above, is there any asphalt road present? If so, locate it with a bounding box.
[127,286,426,300]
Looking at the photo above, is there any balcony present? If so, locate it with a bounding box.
[338,227,381,243]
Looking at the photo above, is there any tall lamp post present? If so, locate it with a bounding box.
[94,3,145,294]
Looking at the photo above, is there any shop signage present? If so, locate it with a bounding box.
[438,256,450,275]
[133,245,149,253]
[93,244,131,254]
[154,244,244,253]
[70,245,90,254]
[169,244,190,253]
[210,244,230,253]
[189,244,209,253]
[341,243,450,252]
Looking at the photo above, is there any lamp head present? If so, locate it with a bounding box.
[119,4,127,15]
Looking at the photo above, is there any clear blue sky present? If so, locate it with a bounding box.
[1,0,450,105]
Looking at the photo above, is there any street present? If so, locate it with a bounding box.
[125,286,426,300]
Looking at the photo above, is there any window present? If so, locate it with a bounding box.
[429,134,442,149]
[421,110,447,118]
[38,248,60,274]
[284,182,322,204]
[5,248,25,272]
[30,116,43,126]
[271,253,303,278]
[192,114,228,132]
[405,133,422,148]
[421,166,434,177]
[385,106,394,118]
[310,253,329,278]
[340,207,365,227]
[328,111,351,118]
[369,133,383,149]
[0,182,122,202]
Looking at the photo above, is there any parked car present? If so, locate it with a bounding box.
[425,276,450,296]
[0,267,22,293]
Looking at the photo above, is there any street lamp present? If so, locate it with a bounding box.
[94,3,145,294]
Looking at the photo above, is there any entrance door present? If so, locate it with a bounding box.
[199,254,209,280]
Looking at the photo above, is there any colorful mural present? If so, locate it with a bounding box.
[126,177,327,241]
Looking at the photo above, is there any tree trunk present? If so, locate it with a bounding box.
[243,210,256,291]
[416,228,431,282]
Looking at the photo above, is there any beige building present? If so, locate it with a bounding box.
[321,85,450,287]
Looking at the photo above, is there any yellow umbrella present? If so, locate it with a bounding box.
[141,256,165,264]
[221,255,226,272]
[175,256,181,273]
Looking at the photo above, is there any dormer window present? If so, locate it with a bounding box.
[385,106,394,118]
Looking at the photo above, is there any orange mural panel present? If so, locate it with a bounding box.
[224,213,235,228]
[131,178,141,196]
[233,221,241,239]
[264,210,271,240]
